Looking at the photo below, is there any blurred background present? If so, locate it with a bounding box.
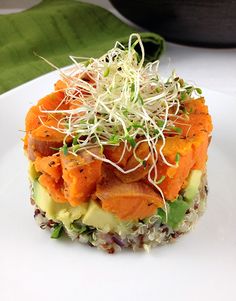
[1,0,236,96]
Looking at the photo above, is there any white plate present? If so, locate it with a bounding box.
[0,71,236,301]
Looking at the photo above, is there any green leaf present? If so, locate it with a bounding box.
[103,67,110,77]
[130,82,135,92]
[158,197,190,229]
[84,58,93,67]
[122,108,129,117]
[65,122,70,130]
[154,129,160,135]
[132,122,144,130]
[50,146,61,151]
[137,93,144,105]
[142,160,147,167]
[175,152,180,165]
[183,107,188,114]
[179,79,184,87]
[96,126,103,133]
[125,135,136,148]
[185,86,193,92]
[172,126,182,134]
[70,222,87,234]
[130,82,135,101]
[156,120,165,127]
[196,87,202,94]
[62,143,68,155]
[108,134,120,144]
[71,221,95,237]
[155,86,162,93]
[158,206,168,222]
[134,51,140,62]
[156,175,165,185]
[180,91,187,101]
[73,135,79,145]
[88,118,94,124]
[72,144,80,152]
[51,224,63,239]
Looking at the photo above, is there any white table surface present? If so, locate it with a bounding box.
[1,0,236,97]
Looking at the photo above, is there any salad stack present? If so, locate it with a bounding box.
[24,34,213,253]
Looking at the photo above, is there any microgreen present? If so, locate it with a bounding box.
[196,87,202,94]
[157,120,165,127]
[180,91,187,101]
[103,67,110,77]
[125,135,136,148]
[108,134,120,144]
[175,152,180,166]
[84,58,93,67]
[171,126,182,134]
[132,122,144,130]
[156,175,166,185]
[142,160,147,167]
[62,143,68,156]
[130,82,136,101]
[73,135,79,145]
[138,93,144,105]
[70,222,87,234]
[51,224,63,239]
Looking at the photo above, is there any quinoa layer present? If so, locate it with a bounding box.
[32,174,207,253]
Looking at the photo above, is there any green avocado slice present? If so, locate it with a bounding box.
[184,170,202,202]
[158,197,190,230]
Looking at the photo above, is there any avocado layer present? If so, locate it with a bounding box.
[184,170,202,202]
[82,200,120,231]
[32,180,88,228]
[32,178,123,231]
[30,164,203,232]
[28,161,41,181]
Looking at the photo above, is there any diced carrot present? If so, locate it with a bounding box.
[35,155,62,182]
[96,168,163,220]
[61,148,102,206]
[39,174,67,203]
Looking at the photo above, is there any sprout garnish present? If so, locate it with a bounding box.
[38,33,201,209]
